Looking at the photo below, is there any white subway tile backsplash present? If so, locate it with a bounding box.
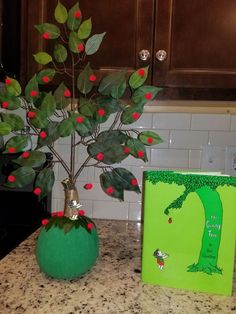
[99,113,118,129]
[52,183,64,199]
[130,113,153,129]
[230,115,236,131]
[151,148,189,168]
[124,190,142,202]
[51,198,58,213]
[92,200,129,220]
[55,144,77,163]
[130,165,153,182]
[58,136,72,145]
[191,114,230,131]
[153,113,191,129]
[169,130,208,149]
[79,200,93,218]
[55,163,70,181]
[52,198,64,212]
[208,131,236,146]
[75,181,120,202]
[188,149,202,169]
[50,112,236,222]
[128,202,142,221]
[73,165,94,182]
[77,181,103,200]
[200,145,225,171]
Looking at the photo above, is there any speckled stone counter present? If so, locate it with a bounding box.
[0,220,235,314]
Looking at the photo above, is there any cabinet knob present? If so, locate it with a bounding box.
[139,49,151,61]
[156,50,167,61]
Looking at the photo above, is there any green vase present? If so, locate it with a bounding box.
[35,224,99,279]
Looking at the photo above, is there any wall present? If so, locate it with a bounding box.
[52,110,236,221]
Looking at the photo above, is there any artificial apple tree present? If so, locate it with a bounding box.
[0,1,163,227]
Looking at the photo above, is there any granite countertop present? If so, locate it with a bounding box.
[0,220,235,314]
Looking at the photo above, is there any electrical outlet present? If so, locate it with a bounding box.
[200,145,225,170]
[225,146,236,176]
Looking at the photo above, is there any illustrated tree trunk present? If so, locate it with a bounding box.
[187,186,223,275]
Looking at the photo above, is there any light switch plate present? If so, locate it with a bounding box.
[225,146,236,176]
[200,145,225,170]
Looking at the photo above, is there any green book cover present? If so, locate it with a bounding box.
[141,170,236,296]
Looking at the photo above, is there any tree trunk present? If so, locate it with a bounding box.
[187,186,223,275]
[62,179,80,218]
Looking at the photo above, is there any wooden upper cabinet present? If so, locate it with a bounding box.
[21,0,236,94]
[21,0,155,85]
[153,0,236,88]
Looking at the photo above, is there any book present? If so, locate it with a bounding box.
[141,170,236,295]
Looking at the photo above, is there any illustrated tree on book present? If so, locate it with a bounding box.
[146,171,236,275]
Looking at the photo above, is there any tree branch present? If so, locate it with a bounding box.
[74,156,92,182]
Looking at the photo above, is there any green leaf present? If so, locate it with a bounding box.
[95,96,121,114]
[100,172,124,201]
[69,31,82,53]
[58,118,75,137]
[33,92,49,108]
[54,1,68,23]
[94,105,111,124]
[0,122,11,135]
[112,168,141,193]
[126,138,148,161]
[97,130,128,144]
[37,69,56,84]
[34,23,60,39]
[37,121,60,149]
[28,109,48,129]
[77,63,93,94]
[120,104,143,125]
[63,221,75,234]
[78,18,92,39]
[98,72,126,99]
[129,66,149,89]
[35,168,55,201]
[2,113,24,131]
[138,131,163,146]
[72,113,93,137]
[78,97,96,117]
[99,167,140,200]
[67,3,82,31]
[54,83,71,109]
[4,166,35,188]
[14,151,46,168]
[5,77,21,96]
[0,94,21,110]
[53,44,68,62]
[25,75,39,103]
[88,130,128,164]
[40,92,56,117]
[33,52,52,65]
[132,85,162,104]
[4,136,29,153]
[85,32,106,55]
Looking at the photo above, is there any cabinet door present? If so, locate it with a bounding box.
[153,0,236,88]
[21,0,155,85]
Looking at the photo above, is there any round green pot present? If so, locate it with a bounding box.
[35,225,99,279]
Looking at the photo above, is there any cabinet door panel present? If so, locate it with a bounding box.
[21,0,154,84]
[153,0,236,88]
